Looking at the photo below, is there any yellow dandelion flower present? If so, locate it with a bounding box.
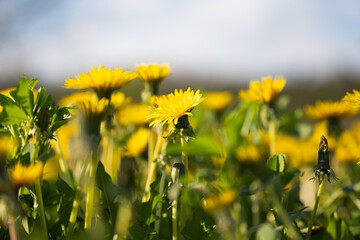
[0,136,15,161]
[11,162,43,187]
[77,95,109,119]
[304,100,357,120]
[117,103,150,126]
[203,91,233,111]
[123,128,150,157]
[111,92,131,111]
[59,91,95,108]
[239,76,286,104]
[342,89,360,108]
[235,144,263,164]
[64,65,138,98]
[202,189,237,211]
[148,88,204,127]
[335,123,360,164]
[136,63,171,83]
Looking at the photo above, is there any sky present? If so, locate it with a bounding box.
[0,0,359,87]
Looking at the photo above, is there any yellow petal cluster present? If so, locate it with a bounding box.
[110,92,131,111]
[235,144,263,164]
[202,189,237,211]
[123,128,150,157]
[117,103,150,126]
[136,63,171,83]
[11,162,43,186]
[203,91,233,111]
[60,91,95,108]
[342,89,360,108]
[64,65,137,97]
[335,123,360,164]
[148,88,204,127]
[0,136,15,161]
[239,76,286,104]
[304,100,357,120]
[77,95,109,119]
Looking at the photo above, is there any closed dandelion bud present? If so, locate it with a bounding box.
[317,135,330,170]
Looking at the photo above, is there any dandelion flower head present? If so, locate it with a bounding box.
[64,65,138,98]
[342,89,360,108]
[148,88,204,127]
[123,128,150,157]
[117,103,150,126]
[11,162,43,187]
[136,63,171,83]
[304,100,357,120]
[239,76,286,104]
[203,91,233,111]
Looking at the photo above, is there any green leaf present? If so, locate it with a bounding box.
[267,154,286,174]
[15,77,37,116]
[0,94,28,125]
[166,134,222,157]
[256,223,280,240]
[38,149,55,163]
[55,177,75,226]
[326,213,354,240]
[96,161,120,225]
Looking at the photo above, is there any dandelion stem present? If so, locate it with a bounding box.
[84,152,98,230]
[306,178,325,240]
[35,179,48,240]
[172,199,178,240]
[180,135,188,185]
[155,166,167,233]
[269,120,276,156]
[142,126,162,202]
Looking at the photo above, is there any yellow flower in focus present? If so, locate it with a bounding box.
[304,100,356,120]
[64,65,138,98]
[203,91,233,111]
[342,89,360,108]
[239,76,286,104]
[110,92,131,111]
[117,104,150,126]
[136,63,171,83]
[123,128,150,157]
[11,162,43,187]
[235,144,263,164]
[148,88,204,127]
[202,190,237,211]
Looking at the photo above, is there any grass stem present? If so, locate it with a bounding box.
[35,179,48,240]
[306,179,325,240]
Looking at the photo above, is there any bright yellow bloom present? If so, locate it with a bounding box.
[235,144,263,164]
[77,95,109,119]
[59,91,95,108]
[239,76,286,104]
[304,100,357,120]
[110,92,131,111]
[148,88,204,127]
[202,190,237,211]
[203,91,233,111]
[123,128,150,157]
[136,63,171,83]
[335,123,360,164]
[64,65,138,98]
[0,136,15,161]
[117,103,150,126]
[11,162,43,186]
[342,90,360,108]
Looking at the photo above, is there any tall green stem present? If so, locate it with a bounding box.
[306,179,325,240]
[35,179,48,240]
[84,153,98,230]
[155,167,167,233]
[269,120,276,156]
[172,200,178,240]
[180,136,188,185]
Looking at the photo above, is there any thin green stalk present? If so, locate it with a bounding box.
[306,179,325,240]
[67,185,81,237]
[155,167,167,233]
[180,135,188,185]
[270,187,302,240]
[172,200,178,240]
[142,127,163,202]
[35,179,48,240]
[269,120,276,156]
[84,153,98,230]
